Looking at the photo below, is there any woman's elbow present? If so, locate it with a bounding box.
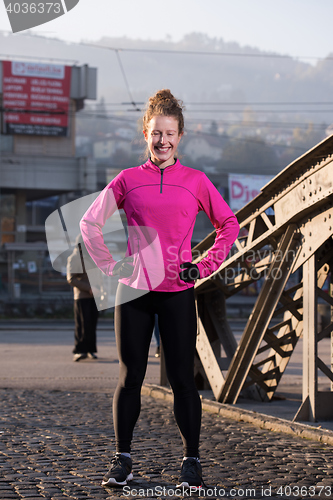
[227,215,240,241]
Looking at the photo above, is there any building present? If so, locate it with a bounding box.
[93,134,130,161]
[182,133,223,162]
[0,60,97,307]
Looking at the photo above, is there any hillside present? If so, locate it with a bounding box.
[1,30,333,121]
[1,30,331,176]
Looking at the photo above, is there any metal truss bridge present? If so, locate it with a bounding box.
[191,134,333,422]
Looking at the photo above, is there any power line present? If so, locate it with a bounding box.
[92,100,333,107]
[78,42,332,62]
[76,111,328,131]
[134,106,333,114]
[2,34,331,61]
[184,101,333,106]
[114,50,141,111]
[184,109,333,114]
[3,45,332,116]
[0,53,79,64]
[186,120,327,129]
[79,43,333,113]
[82,107,333,115]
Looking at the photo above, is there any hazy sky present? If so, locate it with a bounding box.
[1,0,333,61]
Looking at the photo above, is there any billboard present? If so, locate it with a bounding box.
[2,61,71,136]
[228,173,273,212]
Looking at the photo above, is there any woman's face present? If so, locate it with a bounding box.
[143,115,183,168]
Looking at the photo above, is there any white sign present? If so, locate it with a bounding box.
[228,174,273,212]
[12,62,65,79]
[28,261,37,273]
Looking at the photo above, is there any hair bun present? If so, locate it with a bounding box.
[143,89,185,135]
[149,89,175,106]
[155,89,174,100]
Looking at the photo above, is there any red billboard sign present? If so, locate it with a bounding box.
[2,61,71,136]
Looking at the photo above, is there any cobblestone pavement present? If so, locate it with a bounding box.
[0,389,332,500]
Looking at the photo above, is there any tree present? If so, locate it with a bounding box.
[279,123,326,167]
[209,120,218,135]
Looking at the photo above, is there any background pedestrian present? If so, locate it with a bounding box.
[67,236,99,361]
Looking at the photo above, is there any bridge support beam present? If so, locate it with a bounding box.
[294,253,333,422]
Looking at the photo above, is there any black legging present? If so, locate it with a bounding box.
[113,283,202,457]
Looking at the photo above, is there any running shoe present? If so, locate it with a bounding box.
[73,353,87,362]
[87,352,98,359]
[176,458,203,489]
[101,454,133,487]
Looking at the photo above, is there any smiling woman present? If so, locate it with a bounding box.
[143,114,182,168]
[80,88,239,491]
[142,89,185,167]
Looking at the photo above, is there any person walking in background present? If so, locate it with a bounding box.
[80,89,239,489]
[67,236,99,362]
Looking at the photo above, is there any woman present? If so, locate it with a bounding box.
[80,89,239,489]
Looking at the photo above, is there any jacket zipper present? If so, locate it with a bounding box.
[158,162,175,193]
[160,168,164,194]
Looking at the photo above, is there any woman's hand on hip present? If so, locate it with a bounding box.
[113,257,134,278]
[179,262,200,282]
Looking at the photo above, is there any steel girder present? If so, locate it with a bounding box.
[192,134,333,420]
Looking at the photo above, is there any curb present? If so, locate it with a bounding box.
[0,319,113,330]
[141,384,333,446]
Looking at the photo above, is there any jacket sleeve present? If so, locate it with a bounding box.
[196,173,239,279]
[80,172,126,276]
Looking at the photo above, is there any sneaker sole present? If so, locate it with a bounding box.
[102,472,133,487]
[176,481,203,490]
[73,355,87,362]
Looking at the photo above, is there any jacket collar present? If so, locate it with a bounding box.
[143,158,181,172]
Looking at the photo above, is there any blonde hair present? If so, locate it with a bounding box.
[142,89,185,135]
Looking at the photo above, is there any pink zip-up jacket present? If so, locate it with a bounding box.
[80,159,239,292]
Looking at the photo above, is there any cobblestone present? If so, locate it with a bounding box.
[0,389,332,499]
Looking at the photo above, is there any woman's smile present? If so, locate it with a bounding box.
[144,115,183,168]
